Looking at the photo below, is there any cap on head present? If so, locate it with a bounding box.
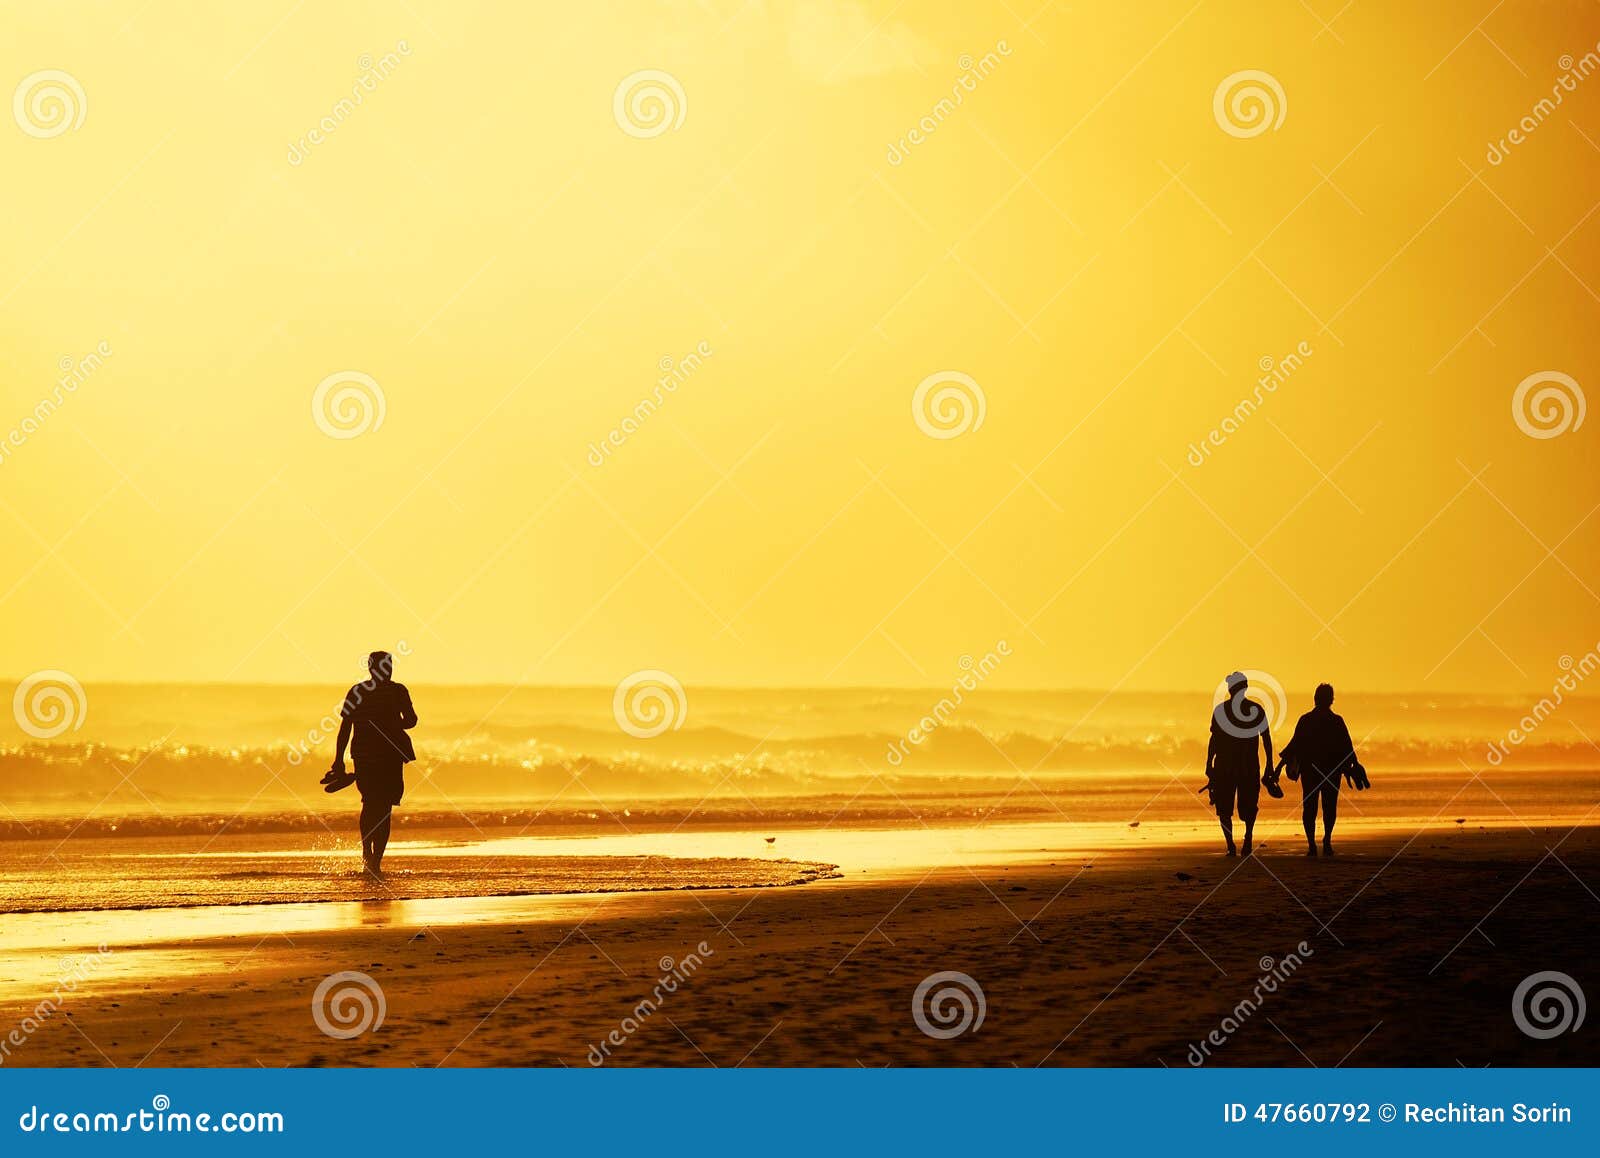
[1314,682,1334,707]
[1225,671,1248,693]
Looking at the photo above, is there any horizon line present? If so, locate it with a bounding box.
[1,676,1588,699]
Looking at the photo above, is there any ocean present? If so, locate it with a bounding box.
[1,683,1595,917]
[3,682,1596,819]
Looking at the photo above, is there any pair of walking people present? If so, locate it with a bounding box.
[1205,672,1365,858]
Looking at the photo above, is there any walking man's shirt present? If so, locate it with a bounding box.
[1206,672,1274,858]
[1208,695,1271,822]
[341,677,416,807]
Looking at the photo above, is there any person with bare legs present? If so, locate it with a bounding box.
[1277,682,1357,857]
[1205,671,1274,858]
[327,651,418,876]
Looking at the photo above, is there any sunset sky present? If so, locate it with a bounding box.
[2,0,1598,694]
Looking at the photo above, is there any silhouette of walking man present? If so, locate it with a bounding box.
[1206,671,1273,858]
[1278,682,1358,857]
[327,651,417,876]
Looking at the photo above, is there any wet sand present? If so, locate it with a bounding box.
[0,843,836,914]
[3,822,1595,1067]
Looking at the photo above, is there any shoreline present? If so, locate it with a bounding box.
[2,812,1571,919]
[4,765,1594,840]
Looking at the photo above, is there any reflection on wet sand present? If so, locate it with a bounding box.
[0,889,681,996]
[0,812,1554,1002]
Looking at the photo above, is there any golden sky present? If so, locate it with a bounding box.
[2,1,1598,693]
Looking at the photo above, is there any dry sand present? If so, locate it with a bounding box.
[5,825,1596,1067]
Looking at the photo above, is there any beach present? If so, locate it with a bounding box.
[3,814,1595,1068]
[4,685,1597,1067]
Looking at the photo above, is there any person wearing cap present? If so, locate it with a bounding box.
[327,650,418,876]
[1205,671,1273,857]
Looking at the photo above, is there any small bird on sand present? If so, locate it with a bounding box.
[1175,871,1195,881]
[765,836,776,845]
[1128,821,1141,828]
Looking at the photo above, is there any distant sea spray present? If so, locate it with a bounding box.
[3,685,1596,827]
